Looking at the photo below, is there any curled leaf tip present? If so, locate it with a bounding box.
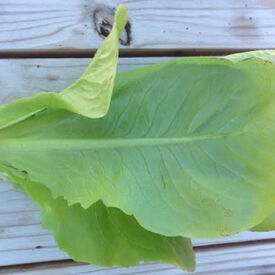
[115,5,128,34]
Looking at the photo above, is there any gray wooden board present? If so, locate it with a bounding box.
[0,0,275,52]
[1,237,275,274]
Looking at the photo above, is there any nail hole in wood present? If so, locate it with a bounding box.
[93,6,131,46]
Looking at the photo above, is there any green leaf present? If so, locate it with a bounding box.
[0,5,127,131]
[227,50,275,234]
[0,163,195,271]
[251,209,275,232]
[226,50,275,64]
[0,55,275,239]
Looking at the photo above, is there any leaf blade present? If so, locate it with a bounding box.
[251,210,275,232]
[0,56,275,238]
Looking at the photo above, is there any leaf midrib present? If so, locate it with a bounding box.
[0,131,245,151]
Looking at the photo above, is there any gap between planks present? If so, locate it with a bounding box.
[0,48,265,59]
[1,0,275,52]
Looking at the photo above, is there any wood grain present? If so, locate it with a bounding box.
[0,0,275,55]
[0,57,275,272]
[1,238,275,274]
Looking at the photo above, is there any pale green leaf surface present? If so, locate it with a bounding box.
[0,5,127,131]
[0,56,275,239]
[251,209,275,232]
[227,50,275,233]
[226,50,275,64]
[0,163,195,271]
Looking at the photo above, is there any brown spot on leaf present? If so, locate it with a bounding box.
[223,208,234,218]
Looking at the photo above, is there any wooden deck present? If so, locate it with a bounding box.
[0,1,275,274]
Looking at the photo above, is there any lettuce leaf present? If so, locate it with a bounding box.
[226,50,275,64]
[0,5,275,271]
[0,163,194,271]
[226,50,275,233]
[0,56,275,240]
[251,209,275,232]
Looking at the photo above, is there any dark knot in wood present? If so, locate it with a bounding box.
[93,6,131,46]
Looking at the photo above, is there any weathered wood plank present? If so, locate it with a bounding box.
[0,58,275,270]
[1,240,275,274]
[0,0,275,54]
